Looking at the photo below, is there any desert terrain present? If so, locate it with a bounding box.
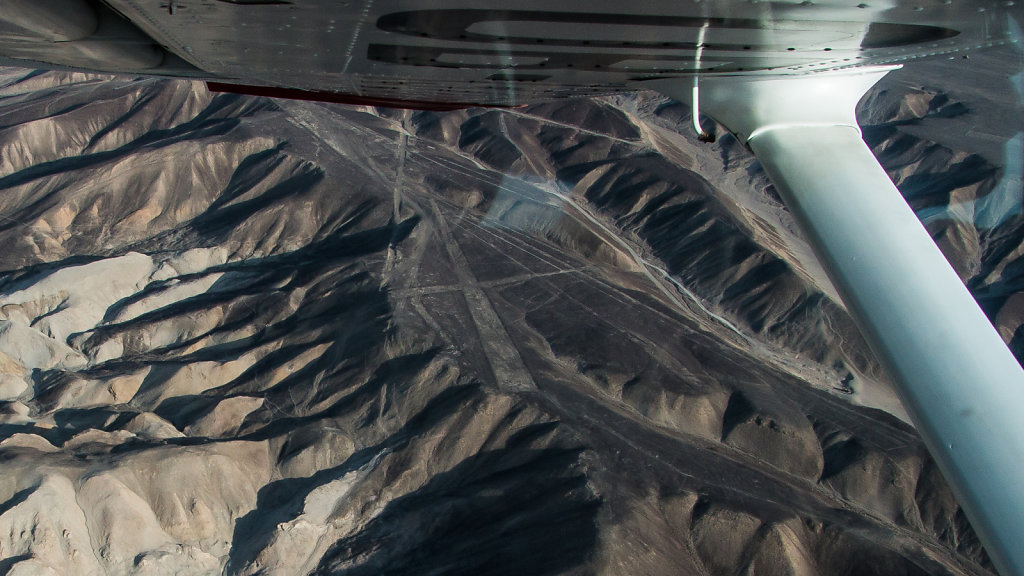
[0,46,1020,575]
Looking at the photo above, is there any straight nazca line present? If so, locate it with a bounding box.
[428,199,535,393]
[383,127,409,281]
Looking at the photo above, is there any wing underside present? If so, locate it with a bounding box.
[0,0,1019,106]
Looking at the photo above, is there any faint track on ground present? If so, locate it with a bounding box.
[427,199,535,393]
[281,99,886,416]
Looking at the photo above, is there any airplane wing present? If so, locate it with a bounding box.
[0,1,1016,106]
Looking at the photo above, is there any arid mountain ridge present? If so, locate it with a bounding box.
[0,47,1020,575]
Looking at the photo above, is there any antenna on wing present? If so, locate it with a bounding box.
[691,78,715,143]
[692,22,715,143]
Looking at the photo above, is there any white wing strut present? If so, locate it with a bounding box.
[651,69,1024,576]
